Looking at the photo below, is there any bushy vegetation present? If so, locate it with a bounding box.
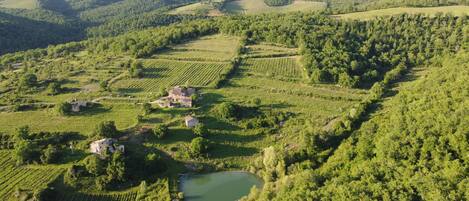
[241,52,469,200]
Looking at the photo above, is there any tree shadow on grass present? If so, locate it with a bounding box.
[201,116,240,131]
[209,144,259,159]
[73,105,111,116]
[116,87,144,94]
[156,128,194,145]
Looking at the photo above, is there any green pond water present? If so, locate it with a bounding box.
[180,171,263,201]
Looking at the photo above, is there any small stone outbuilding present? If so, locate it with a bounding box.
[185,115,199,128]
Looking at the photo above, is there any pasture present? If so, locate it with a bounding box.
[0,0,38,9]
[224,0,326,15]
[334,6,469,20]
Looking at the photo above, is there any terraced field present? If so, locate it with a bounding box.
[0,151,64,200]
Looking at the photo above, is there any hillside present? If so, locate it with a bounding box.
[241,52,469,200]
[0,5,468,201]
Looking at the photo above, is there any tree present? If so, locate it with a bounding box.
[19,73,38,89]
[129,60,143,78]
[83,155,104,176]
[193,123,208,137]
[64,165,81,188]
[106,152,126,182]
[153,124,168,139]
[14,126,30,141]
[13,140,38,165]
[142,103,152,115]
[190,137,209,156]
[213,102,238,119]
[47,82,62,95]
[56,102,72,116]
[95,121,118,138]
[338,72,357,88]
[40,145,59,164]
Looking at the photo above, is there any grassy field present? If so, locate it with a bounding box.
[0,103,140,134]
[0,0,38,9]
[224,0,326,15]
[334,6,469,20]
[0,151,65,200]
[168,2,223,16]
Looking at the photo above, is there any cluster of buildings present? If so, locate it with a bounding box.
[89,86,201,156]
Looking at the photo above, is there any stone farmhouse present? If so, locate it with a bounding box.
[90,138,124,156]
[155,86,196,108]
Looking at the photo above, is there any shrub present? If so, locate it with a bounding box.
[47,82,62,95]
[193,123,208,137]
[153,124,169,139]
[56,102,72,116]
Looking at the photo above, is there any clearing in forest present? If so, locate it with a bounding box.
[0,0,38,9]
[224,0,326,15]
[334,6,469,20]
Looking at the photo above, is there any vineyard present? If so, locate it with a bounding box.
[112,59,233,92]
[0,151,64,200]
[246,44,298,58]
[240,57,304,79]
[56,191,138,201]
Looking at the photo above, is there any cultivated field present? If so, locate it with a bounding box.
[112,59,233,92]
[224,0,326,15]
[240,57,304,78]
[0,151,64,200]
[334,6,469,20]
[0,0,38,9]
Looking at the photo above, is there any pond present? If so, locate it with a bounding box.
[180,171,263,201]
